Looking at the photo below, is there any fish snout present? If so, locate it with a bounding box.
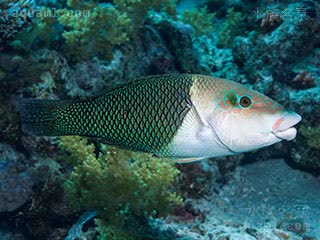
[272,111,302,141]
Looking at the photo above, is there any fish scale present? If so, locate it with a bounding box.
[20,74,194,156]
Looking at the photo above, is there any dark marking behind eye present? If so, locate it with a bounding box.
[227,93,237,106]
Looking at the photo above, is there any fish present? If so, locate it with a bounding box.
[18,74,301,162]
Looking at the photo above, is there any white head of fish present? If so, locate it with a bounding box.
[209,109,301,154]
[204,82,302,154]
[168,77,301,160]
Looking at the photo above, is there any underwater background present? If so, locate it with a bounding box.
[0,0,319,239]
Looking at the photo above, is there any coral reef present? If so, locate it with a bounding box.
[194,35,244,80]
[57,2,131,60]
[0,1,35,49]
[57,0,177,60]
[65,211,96,240]
[181,7,216,34]
[95,219,135,240]
[0,0,319,239]
[59,136,182,239]
[289,124,320,172]
[226,0,320,172]
[160,159,320,239]
[259,10,283,32]
[291,70,316,89]
[0,160,33,212]
[288,86,320,172]
[300,125,320,150]
[0,147,75,239]
[177,162,213,199]
[114,0,177,26]
[151,13,202,73]
[0,144,33,213]
[64,51,126,98]
[232,1,320,83]
[218,8,246,48]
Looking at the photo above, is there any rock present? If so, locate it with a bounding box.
[151,14,202,73]
[160,159,320,239]
[290,136,320,173]
[55,22,179,99]
[231,1,320,172]
[65,211,96,240]
[0,229,25,240]
[277,218,307,235]
[287,87,320,172]
[290,87,320,125]
[177,161,213,199]
[0,1,35,48]
[194,35,245,81]
[64,51,125,98]
[0,144,33,212]
[0,230,14,240]
[0,68,5,81]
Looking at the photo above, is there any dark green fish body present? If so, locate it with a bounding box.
[20,75,194,156]
[19,74,301,161]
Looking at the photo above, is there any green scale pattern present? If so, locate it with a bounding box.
[54,75,194,155]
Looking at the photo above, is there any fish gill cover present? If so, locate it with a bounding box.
[0,0,319,239]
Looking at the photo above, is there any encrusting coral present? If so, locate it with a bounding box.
[59,136,182,239]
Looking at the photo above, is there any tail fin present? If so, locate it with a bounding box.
[18,98,68,136]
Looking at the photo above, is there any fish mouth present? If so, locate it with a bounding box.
[271,111,302,141]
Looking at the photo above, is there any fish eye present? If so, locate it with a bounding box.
[239,96,252,108]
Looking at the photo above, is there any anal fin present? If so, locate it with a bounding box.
[173,157,207,163]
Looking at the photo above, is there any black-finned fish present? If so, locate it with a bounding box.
[19,74,301,162]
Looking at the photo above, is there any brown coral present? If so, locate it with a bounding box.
[291,70,316,89]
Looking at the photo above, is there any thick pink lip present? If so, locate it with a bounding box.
[272,111,302,141]
[272,111,302,132]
